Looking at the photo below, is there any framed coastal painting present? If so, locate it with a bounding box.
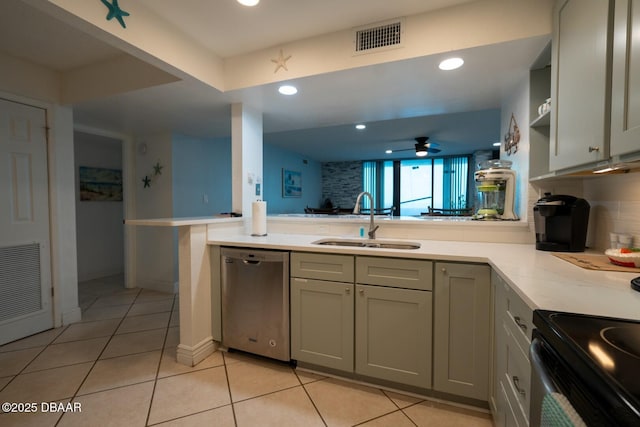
[79,166,123,201]
[282,169,302,198]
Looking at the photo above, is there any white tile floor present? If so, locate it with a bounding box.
[0,275,494,426]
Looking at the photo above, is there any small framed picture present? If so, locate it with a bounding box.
[282,169,302,198]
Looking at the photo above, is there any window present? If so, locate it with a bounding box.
[363,156,469,216]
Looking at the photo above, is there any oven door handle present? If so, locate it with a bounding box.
[530,337,559,395]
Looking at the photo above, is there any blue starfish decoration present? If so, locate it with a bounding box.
[153,162,163,176]
[142,175,151,188]
[100,0,130,29]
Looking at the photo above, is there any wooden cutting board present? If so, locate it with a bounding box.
[552,252,640,273]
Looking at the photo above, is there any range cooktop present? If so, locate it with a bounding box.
[549,312,640,400]
[534,310,640,423]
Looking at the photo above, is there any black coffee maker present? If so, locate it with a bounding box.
[534,194,590,252]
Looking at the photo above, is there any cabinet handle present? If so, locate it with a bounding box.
[512,376,526,396]
[441,267,447,273]
[345,288,350,295]
[513,316,528,332]
[359,289,364,295]
[588,146,600,153]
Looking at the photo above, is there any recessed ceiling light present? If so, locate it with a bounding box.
[237,0,259,6]
[439,57,464,71]
[278,85,297,95]
[355,124,366,130]
[385,149,393,154]
[493,142,501,147]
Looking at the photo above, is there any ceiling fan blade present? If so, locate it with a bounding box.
[414,136,439,148]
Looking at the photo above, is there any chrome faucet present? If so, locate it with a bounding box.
[353,191,379,239]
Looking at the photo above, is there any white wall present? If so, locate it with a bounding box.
[74,131,124,282]
[500,71,531,222]
[134,133,177,292]
[47,105,82,325]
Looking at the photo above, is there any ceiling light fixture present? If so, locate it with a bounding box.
[415,144,428,157]
[278,85,298,95]
[439,57,464,71]
[237,0,259,6]
[493,142,501,147]
[355,124,366,130]
[385,149,393,154]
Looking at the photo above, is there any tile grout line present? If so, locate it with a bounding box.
[54,287,142,427]
[0,326,68,396]
[221,352,240,427]
[296,372,329,427]
[143,294,176,426]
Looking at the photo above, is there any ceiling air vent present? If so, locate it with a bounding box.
[353,18,404,54]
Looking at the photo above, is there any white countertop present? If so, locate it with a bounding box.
[208,233,640,321]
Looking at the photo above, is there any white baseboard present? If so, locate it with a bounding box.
[61,306,82,326]
[176,336,217,367]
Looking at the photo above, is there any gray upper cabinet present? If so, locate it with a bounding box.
[433,262,491,401]
[611,0,640,158]
[550,0,614,171]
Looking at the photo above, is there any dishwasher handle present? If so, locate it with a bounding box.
[243,259,261,266]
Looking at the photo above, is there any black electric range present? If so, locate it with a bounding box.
[533,310,640,426]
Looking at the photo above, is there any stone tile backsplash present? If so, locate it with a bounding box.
[321,161,362,209]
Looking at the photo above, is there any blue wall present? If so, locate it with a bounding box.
[171,135,321,216]
[263,144,322,213]
[172,135,232,217]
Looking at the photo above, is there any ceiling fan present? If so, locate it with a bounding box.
[391,137,441,157]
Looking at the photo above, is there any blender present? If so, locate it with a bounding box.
[473,159,518,220]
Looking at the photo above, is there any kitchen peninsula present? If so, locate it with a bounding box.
[126,215,640,366]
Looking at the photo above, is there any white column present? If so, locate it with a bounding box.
[231,103,263,218]
[176,224,215,366]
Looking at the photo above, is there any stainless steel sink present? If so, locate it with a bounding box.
[311,238,421,250]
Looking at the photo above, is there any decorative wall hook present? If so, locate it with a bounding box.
[504,113,520,156]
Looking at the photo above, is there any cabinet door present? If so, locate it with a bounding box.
[550,0,613,170]
[611,0,640,157]
[355,284,432,388]
[434,263,491,401]
[290,278,354,372]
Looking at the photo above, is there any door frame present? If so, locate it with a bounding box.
[74,124,136,289]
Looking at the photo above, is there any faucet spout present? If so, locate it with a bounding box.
[353,192,378,239]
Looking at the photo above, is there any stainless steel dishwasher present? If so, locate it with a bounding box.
[221,247,290,361]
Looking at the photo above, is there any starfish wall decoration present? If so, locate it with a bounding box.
[141,161,164,189]
[271,49,292,73]
[100,0,130,29]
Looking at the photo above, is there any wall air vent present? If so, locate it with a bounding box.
[353,18,404,54]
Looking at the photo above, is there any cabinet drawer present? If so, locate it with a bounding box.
[499,380,529,427]
[356,256,432,290]
[503,320,531,421]
[497,276,533,347]
[291,252,354,282]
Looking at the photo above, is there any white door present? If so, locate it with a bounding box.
[0,98,53,345]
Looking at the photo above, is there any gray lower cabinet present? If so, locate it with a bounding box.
[355,283,432,388]
[290,252,355,372]
[433,262,491,401]
[290,278,354,371]
[291,252,433,390]
[491,270,533,427]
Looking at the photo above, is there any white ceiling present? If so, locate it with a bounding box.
[2,0,550,162]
